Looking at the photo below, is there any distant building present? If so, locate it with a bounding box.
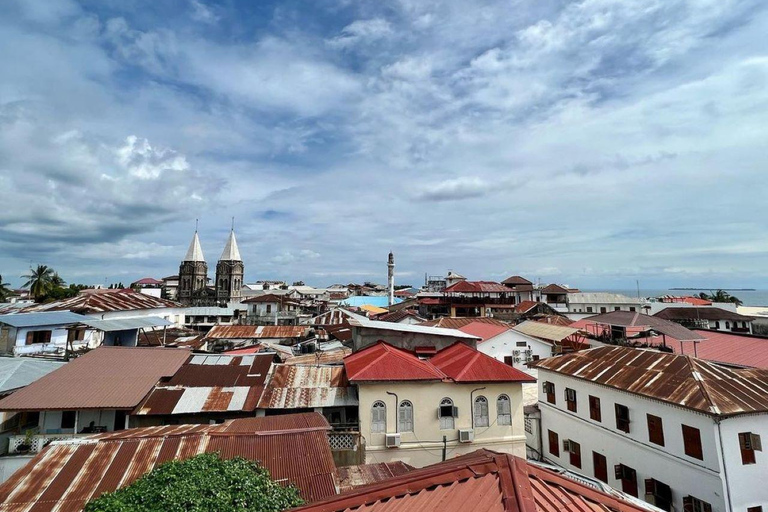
[566,293,644,316]
[653,307,754,334]
[215,229,244,303]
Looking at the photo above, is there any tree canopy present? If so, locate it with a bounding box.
[698,289,743,306]
[0,275,11,302]
[84,453,303,512]
[21,264,55,301]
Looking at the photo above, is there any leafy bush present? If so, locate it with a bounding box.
[84,452,303,512]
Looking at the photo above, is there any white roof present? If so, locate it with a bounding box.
[567,293,644,304]
[345,309,478,339]
[184,231,205,262]
[219,230,241,261]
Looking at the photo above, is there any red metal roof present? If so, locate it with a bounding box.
[131,277,163,285]
[0,413,336,510]
[501,275,532,285]
[419,317,511,329]
[672,330,768,369]
[540,284,570,294]
[513,300,539,313]
[221,344,264,354]
[532,345,768,416]
[444,281,510,293]
[292,450,650,512]
[654,306,754,322]
[376,310,425,323]
[206,325,308,339]
[344,342,447,382]
[430,342,536,383]
[456,322,510,341]
[21,289,180,313]
[0,347,190,411]
[133,353,274,415]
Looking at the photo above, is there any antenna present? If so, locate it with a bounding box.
[195,218,199,232]
[231,216,235,231]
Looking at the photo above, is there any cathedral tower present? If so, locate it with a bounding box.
[215,227,244,303]
[178,230,208,303]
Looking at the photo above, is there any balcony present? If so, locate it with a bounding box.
[8,432,91,454]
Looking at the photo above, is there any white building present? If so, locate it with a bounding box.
[654,307,754,334]
[531,345,768,512]
[566,293,645,316]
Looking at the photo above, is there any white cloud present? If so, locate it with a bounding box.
[327,18,393,48]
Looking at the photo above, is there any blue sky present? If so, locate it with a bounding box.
[1,0,767,289]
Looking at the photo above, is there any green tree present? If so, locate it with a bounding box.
[0,275,12,302]
[51,273,66,288]
[84,453,303,512]
[700,289,743,306]
[21,265,55,301]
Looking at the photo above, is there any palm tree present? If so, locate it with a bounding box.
[22,265,55,301]
[0,275,12,302]
[701,289,743,306]
[51,273,66,288]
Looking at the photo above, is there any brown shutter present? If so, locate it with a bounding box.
[570,441,581,468]
[682,425,703,460]
[589,396,601,422]
[593,452,607,483]
[548,430,560,457]
[647,414,665,446]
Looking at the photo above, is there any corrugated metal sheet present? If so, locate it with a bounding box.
[134,353,273,415]
[575,311,704,342]
[0,347,189,411]
[284,349,351,366]
[0,413,336,511]
[444,281,511,293]
[344,343,448,382]
[430,342,536,383]
[291,450,650,512]
[206,325,308,340]
[21,289,180,314]
[0,359,66,394]
[419,317,510,329]
[259,365,358,409]
[79,316,173,332]
[677,329,768,369]
[513,321,580,343]
[533,346,768,416]
[336,462,413,492]
[0,311,86,328]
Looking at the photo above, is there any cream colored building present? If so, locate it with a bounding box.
[345,341,535,467]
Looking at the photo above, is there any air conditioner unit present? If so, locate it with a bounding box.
[458,429,474,443]
[514,356,521,363]
[513,350,521,356]
[562,439,572,453]
[524,349,533,356]
[385,433,401,448]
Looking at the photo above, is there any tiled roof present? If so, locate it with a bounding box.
[205,325,308,339]
[258,365,358,409]
[0,347,189,411]
[376,310,425,323]
[501,275,532,285]
[0,413,336,511]
[576,311,705,342]
[532,345,768,417]
[418,317,510,329]
[654,306,754,322]
[133,353,273,415]
[444,281,510,293]
[21,289,181,313]
[430,342,536,383]
[292,449,650,512]
[344,342,447,382]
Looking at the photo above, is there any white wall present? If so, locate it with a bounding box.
[39,409,118,433]
[718,414,768,511]
[91,307,186,328]
[537,369,726,512]
[477,330,552,372]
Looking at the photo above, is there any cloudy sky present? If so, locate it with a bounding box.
[2,0,767,290]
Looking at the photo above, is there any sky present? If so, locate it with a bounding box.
[1,0,768,290]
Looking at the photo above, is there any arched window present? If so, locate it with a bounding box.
[371,401,386,433]
[474,396,489,427]
[398,401,414,432]
[439,398,455,430]
[497,394,512,425]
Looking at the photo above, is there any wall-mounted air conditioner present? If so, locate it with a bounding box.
[385,433,401,448]
[458,429,474,443]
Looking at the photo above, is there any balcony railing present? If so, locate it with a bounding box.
[8,433,91,454]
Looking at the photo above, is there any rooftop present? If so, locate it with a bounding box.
[336,462,414,493]
[0,358,66,394]
[573,310,704,342]
[346,310,479,340]
[0,311,86,328]
[501,275,533,285]
[0,347,190,411]
[532,345,768,417]
[512,320,580,343]
[567,292,643,304]
[444,280,511,293]
[430,342,536,383]
[0,413,336,511]
[675,329,768,369]
[258,364,358,409]
[21,289,180,314]
[205,324,308,340]
[292,449,651,512]
[340,296,402,308]
[654,306,754,322]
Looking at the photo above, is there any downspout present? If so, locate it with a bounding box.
[470,387,486,428]
[386,391,398,433]
[715,418,734,512]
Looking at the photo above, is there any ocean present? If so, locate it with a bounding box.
[585,289,768,307]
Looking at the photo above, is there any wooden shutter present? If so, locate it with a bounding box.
[593,452,607,483]
[682,425,703,460]
[589,396,601,422]
[739,432,757,464]
[569,440,581,468]
[548,430,559,457]
[647,414,665,446]
[25,331,34,345]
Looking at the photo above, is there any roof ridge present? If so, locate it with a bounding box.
[685,357,719,415]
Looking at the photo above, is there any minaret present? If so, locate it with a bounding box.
[387,251,395,306]
[178,226,208,303]
[215,222,244,303]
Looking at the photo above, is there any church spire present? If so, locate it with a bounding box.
[220,227,241,261]
[184,228,205,262]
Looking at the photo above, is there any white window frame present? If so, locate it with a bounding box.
[371,400,386,434]
[497,394,512,425]
[474,395,489,427]
[439,398,455,430]
[398,400,414,433]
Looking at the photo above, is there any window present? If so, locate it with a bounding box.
[715,321,720,329]
[25,330,52,345]
[600,307,607,313]
[647,414,665,446]
[738,432,762,464]
[548,430,559,457]
[439,398,456,430]
[398,401,414,433]
[589,396,601,422]
[725,321,730,329]
[266,304,272,313]
[497,395,512,425]
[371,401,386,433]
[593,452,607,483]
[61,410,76,429]
[67,329,85,342]
[614,464,638,497]
[516,341,527,347]
[629,307,636,312]
[474,396,489,427]
[564,388,577,412]
[682,425,703,460]
[747,508,763,512]
[504,356,514,367]
[586,307,593,313]
[645,479,673,511]
[614,306,621,311]
[564,439,581,468]
[543,381,556,404]
[683,496,712,512]
[615,404,630,433]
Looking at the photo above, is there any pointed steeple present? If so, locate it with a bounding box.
[220,229,241,261]
[184,231,205,262]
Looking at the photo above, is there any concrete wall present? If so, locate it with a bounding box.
[477,330,551,372]
[718,414,768,511]
[358,380,526,468]
[0,454,34,484]
[537,369,726,511]
[39,409,118,433]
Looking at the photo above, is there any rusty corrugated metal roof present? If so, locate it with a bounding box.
[134,353,274,415]
[292,449,650,512]
[532,345,768,416]
[284,349,351,366]
[21,289,180,314]
[0,413,336,511]
[336,462,413,492]
[0,347,189,411]
[512,320,580,343]
[258,365,358,409]
[206,325,308,340]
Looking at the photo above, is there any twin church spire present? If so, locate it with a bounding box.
[178,223,244,305]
